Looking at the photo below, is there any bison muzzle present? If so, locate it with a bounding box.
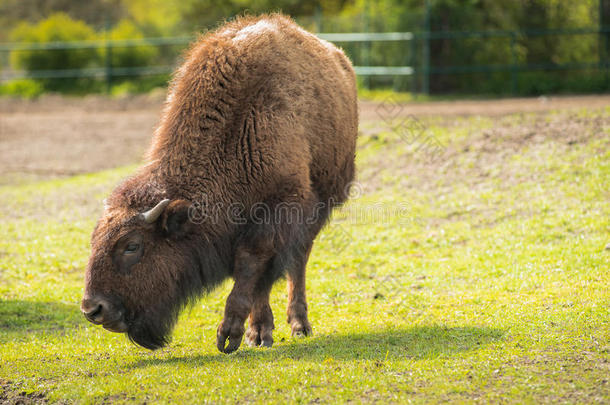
[81,14,358,354]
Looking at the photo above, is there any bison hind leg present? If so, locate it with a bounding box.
[286,241,313,337]
[245,273,275,348]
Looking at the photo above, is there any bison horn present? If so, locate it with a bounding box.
[139,199,170,224]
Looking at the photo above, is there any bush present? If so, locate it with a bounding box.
[110,74,170,97]
[518,71,610,96]
[100,20,159,76]
[9,13,98,91]
[8,15,162,94]
[0,79,44,98]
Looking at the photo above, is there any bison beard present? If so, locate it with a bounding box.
[127,306,176,350]
[124,266,189,350]
[126,238,230,349]
[124,258,195,350]
[81,14,358,354]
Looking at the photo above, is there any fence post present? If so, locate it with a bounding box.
[105,18,112,94]
[510,32,518,95]
[411,34,418,98]
[601,0,610,84]
[423,0,431,95]
[314,5,322,33]
[362,0,371,90]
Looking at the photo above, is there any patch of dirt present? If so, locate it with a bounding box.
[1,94,609,185]
[359,94,610,121]
[0,95,165,185]
[353,106,610,232]
[0,380,47,404]
[360,109,610,194]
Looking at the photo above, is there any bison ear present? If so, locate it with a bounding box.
[160,200,195,239]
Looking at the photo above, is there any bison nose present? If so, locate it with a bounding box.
[81,297,109,324]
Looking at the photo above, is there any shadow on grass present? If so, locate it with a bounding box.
[0,299,82,343]
[133,325,504,368]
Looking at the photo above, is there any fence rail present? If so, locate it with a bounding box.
[0,37,194,51]
[1,27,609,94]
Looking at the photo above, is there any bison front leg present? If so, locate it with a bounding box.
[217,229,274,354]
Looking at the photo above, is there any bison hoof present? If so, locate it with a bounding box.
[245,324,274,348]
[216,318,245,354]
[290,320,312,337]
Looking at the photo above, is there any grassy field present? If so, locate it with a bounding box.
[0,104,609,403]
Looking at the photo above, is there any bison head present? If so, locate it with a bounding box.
[81,198,201,350]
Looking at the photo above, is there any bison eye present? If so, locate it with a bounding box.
[112,232,144,274]
[124,242,140,255]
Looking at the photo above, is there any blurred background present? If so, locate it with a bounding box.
[0,0,609,98]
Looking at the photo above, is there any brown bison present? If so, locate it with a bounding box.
[81,14,358,354]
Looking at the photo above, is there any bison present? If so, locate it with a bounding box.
[80,14,358,354]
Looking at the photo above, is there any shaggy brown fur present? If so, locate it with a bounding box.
[81,14,358,353]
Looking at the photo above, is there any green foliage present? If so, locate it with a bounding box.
[109,74,170,96]
[9,13,98,91]
[10,13,97,69]
[0,0,127,41]
[100,20,159,75]
[1,1,609,96]
[0,78,44,98]
[122,0,182,35]
[517,70,610,95]
[5,13,166,94]
[178,0,332,31]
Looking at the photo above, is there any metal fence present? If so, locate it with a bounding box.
[417,27,610,94]
[1,27,609,95]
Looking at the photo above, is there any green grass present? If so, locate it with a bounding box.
[355,87,527,103]
[357,88,420,103]
[1,108,609,403]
